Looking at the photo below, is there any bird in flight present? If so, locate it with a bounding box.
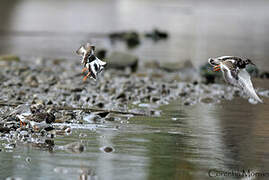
[208,56,263,103]
[76,43,107,81]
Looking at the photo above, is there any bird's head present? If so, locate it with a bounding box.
[208,58,219,66]
[245,59,255,66]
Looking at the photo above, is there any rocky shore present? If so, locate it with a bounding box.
[0,53,268,152]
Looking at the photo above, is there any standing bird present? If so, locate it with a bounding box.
[76,43,107,81]
[208,56,263,103]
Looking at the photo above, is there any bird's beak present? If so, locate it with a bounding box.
[213,65,221,72]
[250,62,255,66]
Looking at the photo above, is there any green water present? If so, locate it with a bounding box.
[1,96,269,180]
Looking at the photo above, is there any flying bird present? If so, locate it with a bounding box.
[208,56,263,103]
[76,43,107,81]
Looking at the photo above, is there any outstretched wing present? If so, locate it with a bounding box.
[217,56,243,61]
[237,69,263,103]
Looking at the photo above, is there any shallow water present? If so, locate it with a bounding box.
[1,0,269,180]
[1,96,269,180]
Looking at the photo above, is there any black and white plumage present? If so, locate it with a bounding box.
[208,56,263,103]
[76,43,106,81]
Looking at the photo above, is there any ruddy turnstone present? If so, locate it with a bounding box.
[17,112,55,130]
[208,56,263,103]
[76,43,107,81]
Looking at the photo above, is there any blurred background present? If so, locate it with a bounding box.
[0,0,269,69]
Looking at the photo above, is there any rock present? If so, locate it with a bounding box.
[145,29,169,41]
[73,94,81,101]
[52,58,65,65]
[258,90,269,97]
[64,142,85,153]
[109,31,140,48]
[260,71,269,79]
[0,126,10,133]
[5,177,23,180]
[70,87,84,92]
[96,49,107,59]
[151,96,160,102]
[200,63,222,84]
[123,31,140,48]
[45,139,55,147]
[100,146,114,153]
[116,92,127,100]
[159,60,193,72]
[105,117,115,121]
[108,52,138,72]
[25,75,39,87]
[0,55,20,62]
[4,143,16,149]
[25,157,31,163]
[96,112,109,118]
[44,126,54,131]
[200,97,215,104]
[144,61,160,69]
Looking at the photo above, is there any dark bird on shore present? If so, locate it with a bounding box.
[76,43,107,81]
[208,56,263,103]
[17,112,55,128]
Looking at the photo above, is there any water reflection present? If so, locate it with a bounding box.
[0,95,269,179]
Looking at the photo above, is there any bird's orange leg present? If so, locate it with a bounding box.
[82,67,88,73]
[83,72,91,81]
[20,121,27,127]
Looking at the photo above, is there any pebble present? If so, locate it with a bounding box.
[0,54,266,152]
[5,177,23,180]
[200,97,215,104]
[108,51,138,72]
[100,146,114,153]
[64,142,85,153]
[25,157,31,163]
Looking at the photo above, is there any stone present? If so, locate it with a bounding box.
[200,63,222,84]
[260,71,269,79]
[109,31,140,48]
[96,112,109,118]
[159,60,193,72]
[200,97,214,104]
[100,146,114,153]
[108,52,138,72]
[25,75,39,87]
[123,31,140,48]
[64,142,85,153]
[145,29,169,41]
[96,49,107,59]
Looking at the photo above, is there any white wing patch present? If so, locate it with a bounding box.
[237,69,263,103]
[76,43,106,81]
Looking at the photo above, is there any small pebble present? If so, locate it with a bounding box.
[26,157,31,163]
[100,146,114,153]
